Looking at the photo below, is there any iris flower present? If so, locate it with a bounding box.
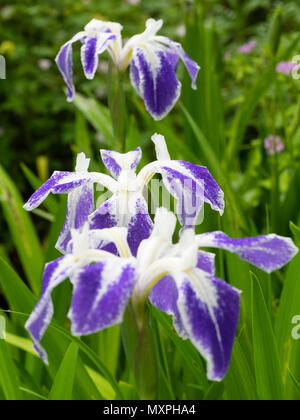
[24,134,224,256]
[55,18,200,120]
[25,208,298,380]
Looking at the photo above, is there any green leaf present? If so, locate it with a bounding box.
[251,272,284,400]
[49,342,78,400]
[275,250,300,399]
[0,165,44,294]
[73,93,114,146]
[224,338,257,400]
[0,340,22,400]
[288,369,300,395]
[0,257,37,312]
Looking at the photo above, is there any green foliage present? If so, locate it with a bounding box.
[0,0,300,401]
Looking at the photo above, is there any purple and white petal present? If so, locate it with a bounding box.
[81,32,116,80]
[89,193,153,256]
[197,250,216,275]
[156,36,200,89]
[175,269,241,381]
[100,148,142,179]
[56,182,94,253]
[23,171,73,211]
[130,46,181,121]
[197,232,299,274]
[150,275,188,338]
[69,258,136,335]
[55,32,85,102]
[25,256,75,363]
[143,160,224,228]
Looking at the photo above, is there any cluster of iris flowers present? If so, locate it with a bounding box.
[24,134,298,382]
[22,17,299,385]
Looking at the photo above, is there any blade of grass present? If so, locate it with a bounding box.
[49,342,78,400]
[0,165,44,294]
[251,272,284,400]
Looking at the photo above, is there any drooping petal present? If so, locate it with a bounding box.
[100,148,142,179]
[156,36,200,89]
[81,31,116,80]
[69,258,136,335]
[56,182,94,253]
[25,256,75,363]
[89,193,153,256]
[130,46,181,120]
[197,232,299,274]
[175,269,241,381]
[23,170,115,211]
[150,275,188,338]
[141,160,224,228]
[55,32,85,102]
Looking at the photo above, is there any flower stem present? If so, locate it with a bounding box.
[108,61,127,153]
[121,303,158,400]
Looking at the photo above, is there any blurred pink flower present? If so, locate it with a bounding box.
[238,40,257,54]
[38,59,52,71]
[224,51,232,61]
[264,135,284,156]
[276,61,298,75]
[126,0,140,5]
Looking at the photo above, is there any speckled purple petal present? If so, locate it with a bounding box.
[25,256,74,363]
[176,270,241,381]
[23,171,91,211]
[81,32,116,80]
[158,36,200,89]
[130,46,181,121]
[178,161,224,215]
[69,259,136,335]
[56,182,94,253]
[90,193,152,256]
[197,250,216,275]
[100,148,142,179]
[152,161,223,228]
[150,275,187,338]
[55,33,84,102]
[197,232,299,274]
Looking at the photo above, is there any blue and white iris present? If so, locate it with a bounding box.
[55,18,200,120]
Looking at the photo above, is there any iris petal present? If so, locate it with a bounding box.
[130,46,181,121]
[69,259,136,335]
[197,232,299,273]
[25,256,75,363]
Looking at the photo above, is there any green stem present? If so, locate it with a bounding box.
[121,303,158,400]
[108,61,127,153]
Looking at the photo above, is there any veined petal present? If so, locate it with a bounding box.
[197,232,299,274]
[130,46,181,120]
[89,193,153,256]
[81,32,116,80]
[197,251,216,275]
[101,148,142,179]
[156,36,200,89]
[69,258,136,335]
[55,32,85,102]
[175,269,241,381]
[150,275,188,338]
[23,171,74,211]
[25,256,75,363]
[140,160,224,228]
[56,182,94,253]
[24,170,115,211]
